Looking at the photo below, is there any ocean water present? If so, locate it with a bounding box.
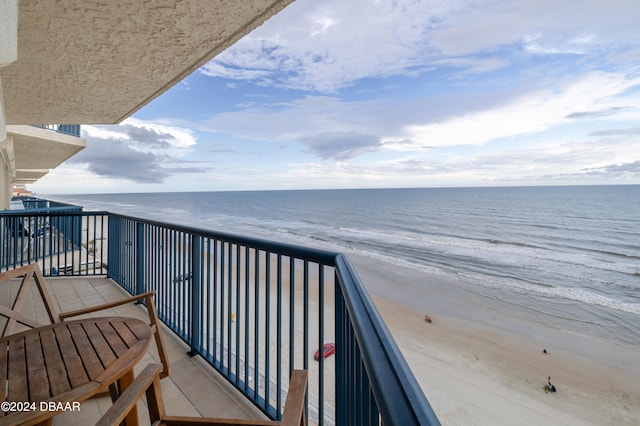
[50,185,640,348]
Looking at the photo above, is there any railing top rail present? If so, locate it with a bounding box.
[0,207,90,215]
[109,212,339,265]
[28,200,82,208]
[335,254,441,426]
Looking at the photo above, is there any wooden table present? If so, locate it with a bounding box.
[0,316,152,426]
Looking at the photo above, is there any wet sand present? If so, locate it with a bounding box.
[348,253,640,425]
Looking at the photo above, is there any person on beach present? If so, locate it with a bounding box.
[424,314,432,323]
[546,376,557,392]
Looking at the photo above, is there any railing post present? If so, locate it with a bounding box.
[135,222,144,296]
[335,280,346,425]
[107,215,118,279]
[189,235,202,356]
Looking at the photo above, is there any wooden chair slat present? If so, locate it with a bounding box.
[25,332,50,401]
[53,325,90,387]
[0,335,7,404]
[127,316,154,340]
[40,328,72,395]
[93,339,149,385]
[7,337,28,401]
[83,322,117,367]
[112,320,138,347]
[67,323,105,381]
[97,321,128,356]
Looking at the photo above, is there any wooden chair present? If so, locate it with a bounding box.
[97,364,308,426]
[0,263,171,379]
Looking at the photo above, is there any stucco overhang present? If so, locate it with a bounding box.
[0,0,293,125]
[5,125,86,184]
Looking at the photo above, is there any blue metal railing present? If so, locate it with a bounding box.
[32,124,81,137]
[0,206,440,425]
[1,210,108,275]
[19,197,82,211]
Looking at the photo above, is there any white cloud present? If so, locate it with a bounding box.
[201,0,441,92]
[199,70,640,163]
[200,0,640,92]
[430,0,640,56]
[121,118,197,149]
[82,126,128,140]
[62,119,207,185]
[406,72,640,148]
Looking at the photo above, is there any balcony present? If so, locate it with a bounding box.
[1,125,86,207]
[32,124,81,138]
[1,199,439,425]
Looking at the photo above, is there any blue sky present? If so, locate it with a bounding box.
[33,0,640,194]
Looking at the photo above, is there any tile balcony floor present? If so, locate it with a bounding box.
[2,275,267,426]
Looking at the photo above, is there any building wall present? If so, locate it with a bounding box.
[1,1,18,209]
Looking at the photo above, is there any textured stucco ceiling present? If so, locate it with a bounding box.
[1,0,293,125]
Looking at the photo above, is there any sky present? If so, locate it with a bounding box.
[32,0,640,194]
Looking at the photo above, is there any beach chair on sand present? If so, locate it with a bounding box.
[0,263,171,379]
[96,363,308,426]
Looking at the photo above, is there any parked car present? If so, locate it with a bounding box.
[314,342,336,361]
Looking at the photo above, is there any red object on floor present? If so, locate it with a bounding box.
[314,342,336,361]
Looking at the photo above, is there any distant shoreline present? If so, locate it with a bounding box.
[39,182,640,197]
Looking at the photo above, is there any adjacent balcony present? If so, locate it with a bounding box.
[1,199,439,425]
[32,124,81,138]
[1,126,86,201]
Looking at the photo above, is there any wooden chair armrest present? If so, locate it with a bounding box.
[96,363,163,426]
[58,291,156,320]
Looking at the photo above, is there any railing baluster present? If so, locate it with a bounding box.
[136,222,144,296]
[235,244,241,383]
[205,238,212,363]
[264,251,271,410]
[244,245,250,390]
[190,235,202,356]
[289,258,295,375]
[253,248,260,401]
[227,242,233,377]
[220,241,226,371]
[303,260,309,425]
[276,253,282,417]
[318,264,325,426]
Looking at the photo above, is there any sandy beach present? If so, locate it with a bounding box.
[348,253,640,425]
